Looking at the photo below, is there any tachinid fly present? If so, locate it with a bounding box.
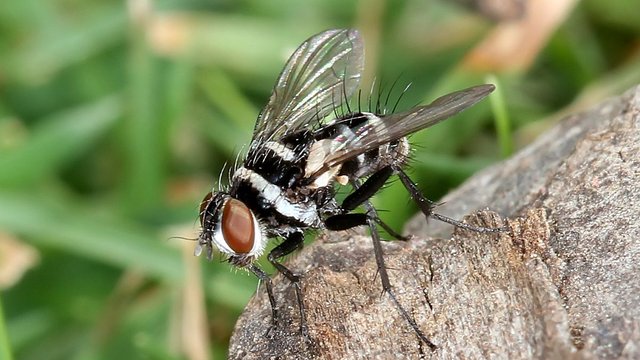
[197,29,504,349]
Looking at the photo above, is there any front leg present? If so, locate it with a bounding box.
[247,264,278,327]
[267,231,310,340]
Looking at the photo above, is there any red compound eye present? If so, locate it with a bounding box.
[221,199,255,254]
[199,192,213,225]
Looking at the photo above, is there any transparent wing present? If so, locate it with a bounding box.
[250,29,364,149]
[313,84,495,176]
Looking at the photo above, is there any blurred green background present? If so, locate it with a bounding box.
[1,0,639,359]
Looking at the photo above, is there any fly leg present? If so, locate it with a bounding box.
[355,189,437,349]
[325,166,437,349]
[393,166,508,233]
[340,166,407,240]
[247,264,279,332]
[266,231,311,341]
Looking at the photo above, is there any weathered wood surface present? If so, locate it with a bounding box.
[228,85,640,359]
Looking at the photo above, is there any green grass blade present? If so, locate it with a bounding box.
[121,29,164,213]
[1,5,126,84]
[0,95,122,187]
[0,191,183,283]
[0,296,13,360]
[486,74,514,157]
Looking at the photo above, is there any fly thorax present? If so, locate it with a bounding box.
[233,167,323,228]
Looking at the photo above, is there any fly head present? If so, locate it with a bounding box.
[197,191,266,265]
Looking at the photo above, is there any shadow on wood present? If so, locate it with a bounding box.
[228,85,640,359]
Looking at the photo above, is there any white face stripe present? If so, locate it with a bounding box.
[264,141,297,162]
[213,220,234,255]
[235,167,321,226]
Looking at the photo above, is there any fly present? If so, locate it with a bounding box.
[196,29,504,349]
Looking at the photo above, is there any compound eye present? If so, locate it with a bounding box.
[221,199,255,254]
[199,192,213,225]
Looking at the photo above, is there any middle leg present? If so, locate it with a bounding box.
[357,189,437,349]
[325,167,437,349]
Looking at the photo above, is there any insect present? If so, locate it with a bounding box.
[196,29,503,349]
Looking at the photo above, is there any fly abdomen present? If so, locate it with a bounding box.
[313,112,411,182]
